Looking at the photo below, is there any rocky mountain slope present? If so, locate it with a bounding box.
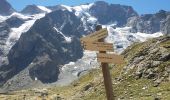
[122,36,170,85]
[0,1,139,90]
[127,10,170,34]
[0,9,85,87]
[21,5,51,15]
[0,0,15,15]
[0,36,169,100]
[161,15,170,35]
[0,13,47,67]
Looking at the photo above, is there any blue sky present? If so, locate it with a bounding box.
[7,0,170,15]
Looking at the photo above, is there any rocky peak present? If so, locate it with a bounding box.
[155,10,167,19]
[127,10,170,34]
[21,5,44,15]
[5,16,24,28]
[161,15,170,36]
[89,1,138,26]
[94,1,108,6]
[0,0,15,15]
[47,5,66,11]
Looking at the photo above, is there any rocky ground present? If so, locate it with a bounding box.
[122,36,170,85]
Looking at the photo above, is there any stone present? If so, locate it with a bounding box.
[160,52,170,61]
[83,83,92,91]
[132,56,144,64]
[153,82,160,87]
[161,15,170,35]
[152,61,161,67]
[154,97,161,100]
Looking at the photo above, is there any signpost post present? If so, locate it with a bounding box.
[80,25,124,100]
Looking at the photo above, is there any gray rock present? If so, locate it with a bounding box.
[152,61,161,67]
[21,5,45,15]
[123,36,170,83]
[0,0,15,15]
[127,10,168,34]
[132,56,144,64]
[161,15,170,36]
[83,83,92,91]
[90,1,138,26]
[159,52,170,61]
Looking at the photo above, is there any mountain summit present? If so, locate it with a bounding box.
[0,0,15,15]
[21,5,51,15]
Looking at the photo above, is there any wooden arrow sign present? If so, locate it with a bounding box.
[97,53,124,64]
[80,28,108,42]
[82,42,114,52]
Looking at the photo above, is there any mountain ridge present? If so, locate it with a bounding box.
[0,0,15,15]
[0,0,169,92]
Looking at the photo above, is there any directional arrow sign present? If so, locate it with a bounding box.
[82,42,114,52]
[97,53,124,64]
[80,28,108,42]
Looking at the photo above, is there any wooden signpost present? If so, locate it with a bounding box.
[80,25,124,100]
[82,42,114,52]
[97,53,124,64]
[80,28,108,42]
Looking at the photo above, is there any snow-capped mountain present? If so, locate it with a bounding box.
[21,5,51,15]
[0,13,49,66]
[0,1,53,61]
[105,25,163,53]
[0,0,169,91]
[127,10,170,34]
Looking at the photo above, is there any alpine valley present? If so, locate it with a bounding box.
[0,0,170,99]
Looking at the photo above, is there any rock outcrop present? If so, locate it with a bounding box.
[90,1,138,26]
[127,10,169,34]
[0,0,15,15]
[21,5,45,15]
[161,15,170,36]
[122,36,170,84]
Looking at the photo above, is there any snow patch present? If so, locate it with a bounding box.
[56,51,99,85]
[0,16,7,22]
[0,12,31,22]
[61,3,97,31]
[61,5,73,12]
[53,27,72,43]
[37,6,52,13]
[72,3,94,17]
[5,20,35,50]
[61,3,94,14]
[87,17,97,24]
[135,32,163,42]
[5,13,46,52]
[104,25,163,53]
